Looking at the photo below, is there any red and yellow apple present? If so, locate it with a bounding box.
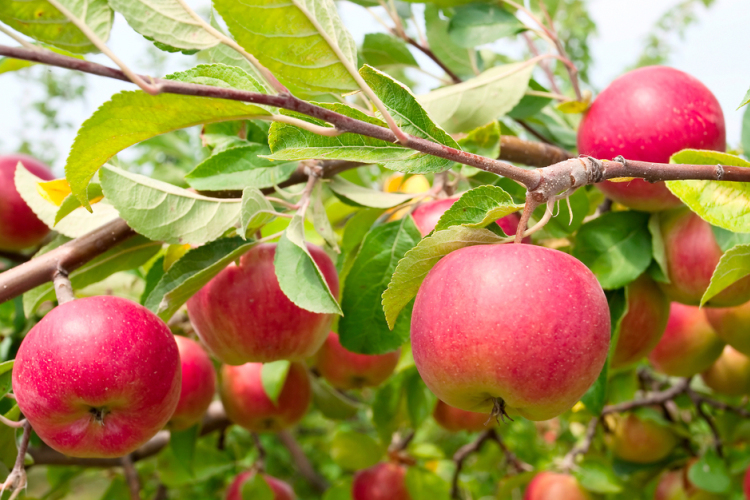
[352,462,410,500]
[226,471,295,500]
[705,302,750,356]
[655,465,723,500]
[606,413,678,463]
[169,336,216,430]
[524,472,590,500]
[701,345,750,396]
[314,332,400,390]
[433,400,492,433]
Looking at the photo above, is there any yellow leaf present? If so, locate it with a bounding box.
[571,401,586,412]
[556,90,592,114]
[608,177,636,183]
[164,244,192,271]
[36,179,71,206]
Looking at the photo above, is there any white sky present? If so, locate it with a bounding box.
[0,0,747,175]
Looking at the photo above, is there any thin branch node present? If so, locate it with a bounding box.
[1,420,31,500]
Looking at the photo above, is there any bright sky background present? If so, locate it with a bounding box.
[0,0,747,175]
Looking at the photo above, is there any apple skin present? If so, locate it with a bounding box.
[169,336,217,430]
[410,197,529,241]
[610,274,670,369]
[578,66,725,212]
[606,413,678,464]
[220,362,311,432]
[433,400,492,433]
[655,466,723,500]
[658,208,750,307]
[187,243,339,365]
[411,244,610,421]
[12,296,181,458]
[352,462,410,500]
[744,466,750,500]
[705,302,750,356]
[524,472,590,500]
[314,332,400,390]
[226,471,295,500]
[649,303,725,377]
[0,154,55,251]
[701,345,750,397]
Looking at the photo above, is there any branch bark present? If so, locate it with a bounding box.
[276,430,328,493]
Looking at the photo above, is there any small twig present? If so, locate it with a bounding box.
[152,484,168,500]
[389,430,415,453]
[0,415,26,429]
[451,429,498,499]
[490,430,533,473]
[121,454,141,500]
[515,197,541,243]
[252,433,266,470]
[694,393,750,418]
[602,378,691,415]
[688,391,723,458]
[522,32,561,94]
[0,420,31,500]
[52,269,75,304]
[560,417,599,472]
[277,430,328,493]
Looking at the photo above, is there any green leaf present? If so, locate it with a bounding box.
[0,405,21,469]
[339,217,421,354]
[0,0,113,54]
[573,211,652,290]
[322,480,354,500]
[241,473,274,500]
[342,209,385,255]
[404,367,435,428]
[240,188,275,238]
[54,182,104,225]
[274,215,342,314]
[100,165,242,245]
[330,431,383,471]
[310,376,360,420]
[213,0,358,94]
[532,188,589,238]
[140,256,166,306]
[0,361,14,400]
[185,145,297,191]
[701,244,750,306]
[508,79,553,119]
[144,237,255,321]
[108,0,218,51]
[312,183,339,251]
[361,33,418,69]
[688,449,731,494]
[372,374,406,440]
[573,459,623,494]
[457,121,501,159]
[261,360,291,405]
[434,185,522,233]
[666,150,750,233]
[169,424,200,476]
[447,3,525,48]
[648,213,670,284]
[742,105,750,156]
[711,225,750,252]
[382,226,504,329]
[405,467,451,500]
[328,177,417,209]
[419,62,535,134]
[424,5,474,78]
[738,87,750,110]
[166,64,271,98]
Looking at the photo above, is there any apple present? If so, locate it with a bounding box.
[187,243,339,365]
[384,173,430,194]
[411,244,610,421]
[410,197,528,241]
[0,154,55,251]
[649,303,725,377]
[314,332,400,390]
[220,361,311,432]
[578,66,725,212]
[606,413,678,464]
[12,296,181,458]
[658,208,750,307]
[744,466,750,500]
[169,336,217,430]
[433,400,492,433]
[705,302,750,356]
[701,345,750,397]
[226,471,295,500]
[610,274,670,369]
[352,462,410,500]
[655,465,723,500]
[524,472,590,500]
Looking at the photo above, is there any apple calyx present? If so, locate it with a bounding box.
[89,406,109,426]
[490,397,514,424]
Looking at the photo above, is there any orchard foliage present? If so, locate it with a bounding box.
[1,0,750,499]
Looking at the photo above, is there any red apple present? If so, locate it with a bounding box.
[655,465,723,500]
[524,472,590,500]
[0,154,54,251]
[658,208,750,307]
[744,466,750,500]
[352,462,410,500]
[649,303,725,377]
[701,345,750,397]
[226,471,295,500]
[705,302,750,356]
[411,244,610,421]
[433,400,492,433]
[410,197,529,241]
[12,296,181,458]
[606,413,678,464]
[578,66,725,212]
[220,361,311,432]
[314,332,400,390]
[169,336,216,430]
[187,243,339,365]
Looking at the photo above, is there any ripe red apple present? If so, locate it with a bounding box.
[12,296,181,458]
[610,274,670,369]
[701,345,750,397]
[655,465,723,500]
[410,197,529,241]
[411,244,610,421]
[705,302,750,356]
[649,303,725,377]
[352,462,410,500]
[433,400,492,432]
[169,336,216,430]
[578,66,725,212]
[524,472,590,500]
[606,413,678,464]
[658,208,750,307]
[226,471,295,500]
[0,154,54,251]
[744,466,750,500]
[314,332,400,390]
[220,361,311,432]
[187,243,339,365]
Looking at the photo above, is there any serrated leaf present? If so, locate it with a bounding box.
[508,79,553,120]
[383,226,504,329]
[360,33,417,69]
[405,467,451,500]
[339,217,420,354]
[169,424,200,476]
[213,0,358,94]
[241,473,274,500]
[648,213,670,284]
[140,256,166,305]
[201,12,269,88]
[166,64,271,101]
[328,177,416,209]
[274,215,342,314]
[185,145,296,191]
[738,87,750,110]
[0,0,113,54]
[144,237,255,321]
[240,188,275,238]
[424,5,474,77]
[688,449,731,494]
[419,62,535,134]
[434,185,522,232]
[457,121,501,158]
[701,244,750,306]
[310,376,360,420]
[54,182,104,225]
[666,150,750,233]
[312,183,339,251]
[742,105,750,156]
[261,360,291,405]
[447,3,525,48]
[330,431,383,471]
[0,360,14,400]
[100,165,242,245]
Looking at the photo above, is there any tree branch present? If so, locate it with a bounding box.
[560,416,599,472]
[276,430,328,493]
[121,454,141,500]
[601,378,691,415]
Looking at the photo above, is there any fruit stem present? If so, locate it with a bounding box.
[488,397,514,424]
[53,269,75,304]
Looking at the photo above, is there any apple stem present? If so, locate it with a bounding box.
[120,454,141,500]
[53,269,75,304]
[515,198,540,244]
[252,433,267,471]
[0,420,31,500]
[488,397,514,424]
